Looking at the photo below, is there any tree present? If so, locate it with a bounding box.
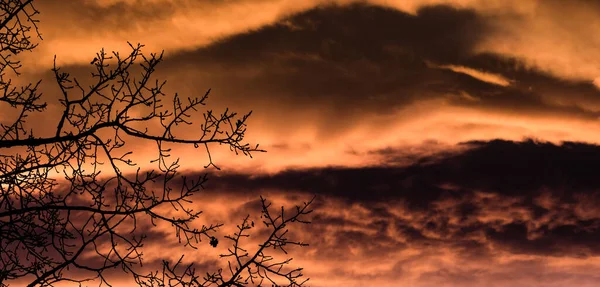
[0,1,313,286]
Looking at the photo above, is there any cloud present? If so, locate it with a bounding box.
[472,0,600,85]
[7,2,600,175]
[179,139,600,286]
[432,63,512,86]
[140,3,600,169]
[204,139,600,252]
[13,139,600,287]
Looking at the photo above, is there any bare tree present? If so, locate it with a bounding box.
[0,1,313,286]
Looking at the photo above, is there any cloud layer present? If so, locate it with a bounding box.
[195,140,600,286]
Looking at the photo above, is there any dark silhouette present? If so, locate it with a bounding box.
[0,1,313,286]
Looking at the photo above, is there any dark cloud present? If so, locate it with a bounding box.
[205,140,600,203]
[148,2,600,137]
[188,4,483,64]
[434,139,600,195]
[199,139,600,258]
[485,221,600,257]
[163,4,489,111]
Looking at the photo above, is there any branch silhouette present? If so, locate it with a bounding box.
[0,1,313,286]
[134,196,314,287]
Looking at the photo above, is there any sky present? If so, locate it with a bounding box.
[7,0,600,286]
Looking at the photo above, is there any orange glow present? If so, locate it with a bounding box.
[5,1,600,286]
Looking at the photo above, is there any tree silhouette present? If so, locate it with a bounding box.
[0,1,313,286]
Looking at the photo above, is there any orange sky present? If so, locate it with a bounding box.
[5,0,600,286]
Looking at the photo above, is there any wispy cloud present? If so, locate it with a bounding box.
[434,63,512,86]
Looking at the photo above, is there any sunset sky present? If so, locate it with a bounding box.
[9,0,600,286]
